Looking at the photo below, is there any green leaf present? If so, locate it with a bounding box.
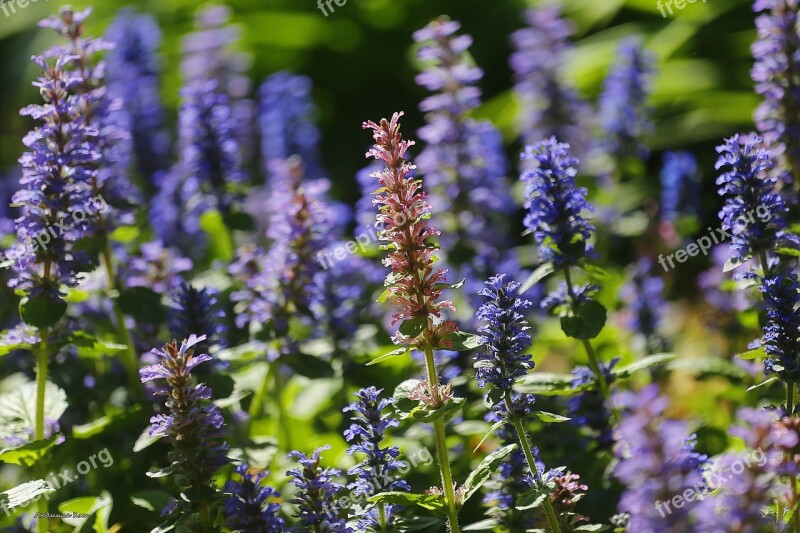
[666,357,747,380]
[180,485,216,505]
[133,427,162,453]
[63,288,91,303]
[462,519,499,531]
[0,337,35,357]
[377,288,391,303]
[736,347,766,360]
[394,379,421,400]
[560,300,607,340]
[398,317,426,338]
[0,381,67,459]
[723,255,751,273]
[282,352,335,379]
[574,524,612,532]
[146,466,174,479]
[223,210,255,231]
[72,406,142,439]
[199,209,234,261]
[58,492,112,531]
[531,411,570,423]
[0,437,57,466]
[462,444,517,503]
[612,353,676,379]
[394,516,445,532]
[19,293,66,329]
[433,278,466,291]
[747,376,779,393]
[472,420,505,453]
[117,287,167,325]
[131,491,172,513]
[402,397,465,424]
[444,331,484,351]
[578,262,613,281]
[67,332,127,360]
[0,479,54,512]
[514,373,577,396]
[109,225,140,243]
[368,491,447,513]
[776,247,800,257]
[520,263,555,294]
[516,483,555,511]
[367,346,410,366]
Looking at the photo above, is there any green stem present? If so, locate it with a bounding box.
[787,380,799,533]
[247,362,273,438]
[563,267,620,426]
[505,396,562,533]
[423,345,461,533]
[101,242,142,400]
[35,332,49,533]
[273,365,291,451]
[759,250,770,278]
[198,504,211,531]
[378,503,387,532]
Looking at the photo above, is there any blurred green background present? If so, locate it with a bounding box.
[0,0,760,207]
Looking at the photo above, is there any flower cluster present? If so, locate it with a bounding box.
[696,408,796,530]
[568,359,619,450]
[483,403,540,532]
[168,282,228,360]
[510,4,590,154]
[343,387,409,530]
[105,9,169,193]
[759,268,800,381]
[619,258,666,351]
[522,138,596,268]
[287,446,352,532]
[475,275,535,392]
[9,54,97,303]
[598,37,653,161]
[180,4,253,162]
[178,79,246,215]
[752,0,800,180]
[258,72,321,178]
[660,151,701,224]
[139,335,229,522]
[223,464,284,532]
[43,6,136,230]
[715,134,794,263]
[254,158,335,341]
[613,386,707,531]
[363,112,458,349]
[413,17,514,256]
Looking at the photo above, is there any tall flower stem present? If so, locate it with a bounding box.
[786,378,798,533]
[378,505,388,532]
[102,242,143,400]
[756,253,798,532]
[247,362,290,451]
[563,267,609,397]
[504,395,562,533]
[423,345,461,533]
[35,329,49,533]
